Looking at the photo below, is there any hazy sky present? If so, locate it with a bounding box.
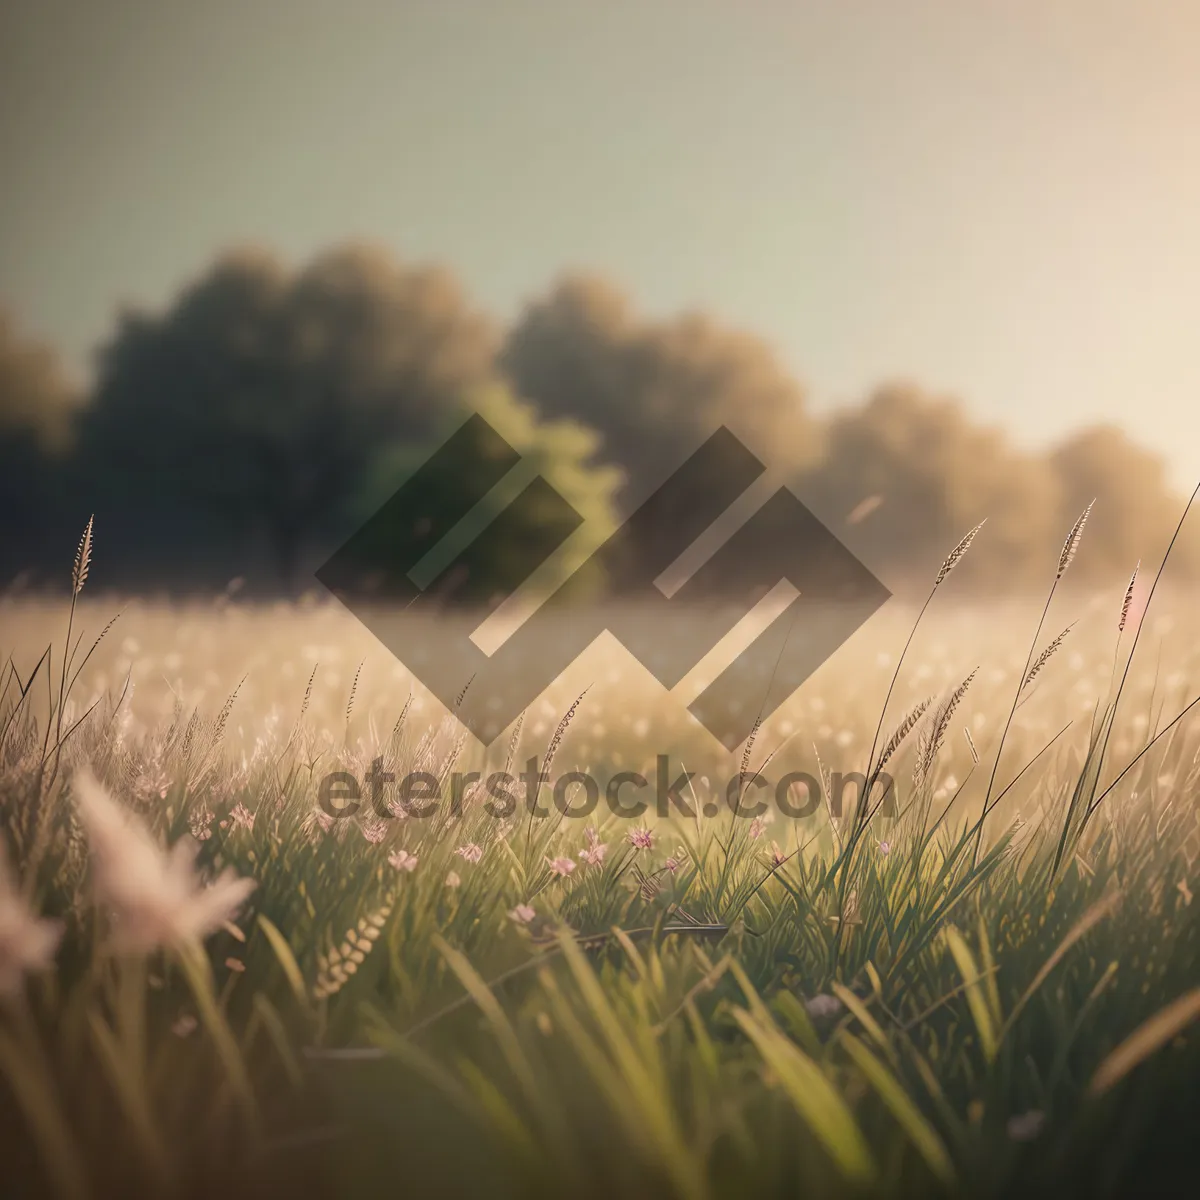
[3,0,1199,485]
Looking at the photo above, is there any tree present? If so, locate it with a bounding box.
[341,381,623,606]
[0,310,82,583]
[795,383,1063,591]
[1049,425,1197,584]
[78,244,499,587]
[502,273,822,500]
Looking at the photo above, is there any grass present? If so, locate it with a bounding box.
[1,520,1199,1199]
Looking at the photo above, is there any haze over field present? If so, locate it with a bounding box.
[4,1,1200,602]
[3,7,1199,1199]
[3,1,1200,484]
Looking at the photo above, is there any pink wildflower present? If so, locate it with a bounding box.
[359,817,387,845]
[578,841,608,867]
[388,849,419,873]
[627,827,653,850]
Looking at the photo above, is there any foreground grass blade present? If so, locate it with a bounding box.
[943,926,999,1061]
[0,1026,90,1200]
[256,914,311,1011]
[999,891,1121,1042]
[840,1031,956,1188]
[177,943,262,1136]
[87,1012,172,1189]
[555,932,710,1200]
[1089,986,1200,1096]
[733,1007,876,1186]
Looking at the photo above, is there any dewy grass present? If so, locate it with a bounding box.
[0,529,1199,1197]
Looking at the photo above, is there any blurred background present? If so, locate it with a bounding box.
[3,0,1198,601]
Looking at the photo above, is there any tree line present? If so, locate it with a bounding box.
[1,243,1193,599]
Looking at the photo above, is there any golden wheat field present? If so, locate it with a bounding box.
[3,561,1200,1200]
[2,580,1190,818]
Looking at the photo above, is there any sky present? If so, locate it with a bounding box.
[3,0,1199,486]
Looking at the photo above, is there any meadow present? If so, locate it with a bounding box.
[1,523,1199,1199]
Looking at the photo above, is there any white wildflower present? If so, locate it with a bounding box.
[73,767,255,953]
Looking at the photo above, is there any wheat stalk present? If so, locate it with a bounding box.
[1022,624,1075,691]
[542,687,589,782]
[1119,561,1140,632]
[390,693,414,743]
[213,676,246,745]
[71,515,94,596]
[935,519,986,587]
[299,665,318,720]
[345,661,363,727]
[180,710,200,762]
[313,894,395,1001]
[1058,501,1094,580]
[503,710,526,778]
[734,716,763,805]
[876,695,934,773]
[915,669,977,787]
[741,716,762,781]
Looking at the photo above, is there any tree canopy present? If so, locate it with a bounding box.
[1,252,1195,598]
[502,273,822,502]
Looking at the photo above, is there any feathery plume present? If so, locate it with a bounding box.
[876,696,934,773]
[741,717,762,781]
[1119,562,1140,633]
[936,520,986,587]
[345,661,363,726]
[542,687,589,781]
[732,716,763,812]
[916,669,977,787]
[213,676,245,745]
[299,665,318,720]
[73,767,255,953]
[1022,624,1075,691]
[391,693,414,742]
[71,515,94,596]
[1057,501,1094,580]
[503,710,526,778]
